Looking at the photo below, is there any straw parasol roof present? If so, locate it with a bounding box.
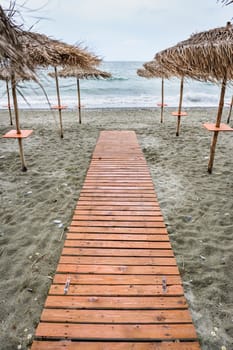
[50,66,111,79]
[155,22,233,83]
[0,5,34,74]
[18,31,102,69]
[137,68,155,79]
[143,60,173,80]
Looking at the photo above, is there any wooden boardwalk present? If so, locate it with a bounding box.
[31,131,201,350]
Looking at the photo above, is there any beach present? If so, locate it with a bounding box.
[0,107,233,350]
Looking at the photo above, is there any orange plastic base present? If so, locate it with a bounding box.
[172,111,187,116]
[51,105,67,110]
[157,103,168,107]
[203,123,233,132]
[2,129,33,138]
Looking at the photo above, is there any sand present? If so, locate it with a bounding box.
[0,107,233,350]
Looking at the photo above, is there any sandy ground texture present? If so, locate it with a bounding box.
[0,107,233,350]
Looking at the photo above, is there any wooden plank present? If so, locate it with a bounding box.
[80,189,155,192]
[59,256,177,266]
[74,210,162,216]
[84,179,154,183]
[41,309,191,323]
[78,196,157,201]
[80,192,156,196]
[61,247,174,257]
[56,264,179,275]
[76,200,159,206]
[31,341,201,350]
[69,221,166,228]
[64,241,171,249]
[75,205,160,211]
[79,194,157,198]
[49,284,184,296]
[66,233,170,241]
[72,215,164,222]
[68,227,167,234]
[85,176,153,179]
[35,323,197,340]
[53,274,182,285]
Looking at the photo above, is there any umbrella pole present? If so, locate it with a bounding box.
[227,95,233,124]
[6,80,13,125]
[11,73,27,172]
[77,78,82,124]
[54,66,64,138]
[160,77,164,123]
[208,75,227,174]
[176,76,184,136]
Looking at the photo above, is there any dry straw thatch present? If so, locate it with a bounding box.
[0,5,34,74]
[52,66,111,79]
[143,60,172,80]
[155,22,233,83]
[137,68,155,79]
[18,31,101,69]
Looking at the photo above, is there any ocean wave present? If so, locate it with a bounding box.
[0,61,231,109]
[107,76,129,81]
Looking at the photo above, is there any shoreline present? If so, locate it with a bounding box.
[1,107,233,350]
[0,105,229,111]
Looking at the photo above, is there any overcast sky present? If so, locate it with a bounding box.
[3,0,232,61]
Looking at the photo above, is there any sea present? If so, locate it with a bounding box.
[0,61,232,109]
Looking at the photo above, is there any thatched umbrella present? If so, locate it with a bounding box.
[2,62,35,171]
[145,61,185,132]
[142,60,186,131]
[18,31,101,69]
[20,31,102,137]
[155,22,233,173]
[139,60,172,123]
[49,66,111,124]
